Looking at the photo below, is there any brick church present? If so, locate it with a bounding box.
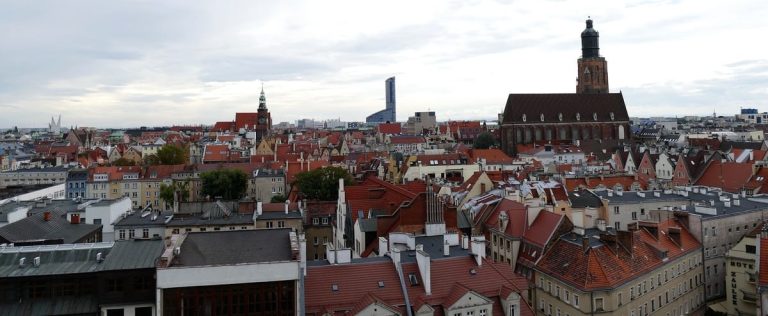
[212,85,272,140]
[500,18,631,156]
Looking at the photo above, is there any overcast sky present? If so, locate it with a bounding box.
[1,0,766,128]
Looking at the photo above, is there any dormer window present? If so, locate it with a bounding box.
[576,113,581,121]
[610,112,615,120]
[522,114,527,122]
[540,113,545,122]
[558,113,563,121]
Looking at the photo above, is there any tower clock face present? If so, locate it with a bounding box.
[259,117,266,124]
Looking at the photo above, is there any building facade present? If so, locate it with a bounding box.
[366,77,397,123]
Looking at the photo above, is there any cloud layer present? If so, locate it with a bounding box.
[1,0,766,128]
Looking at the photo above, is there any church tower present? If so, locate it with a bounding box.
[576,18,609,94]
[256,83,272,139]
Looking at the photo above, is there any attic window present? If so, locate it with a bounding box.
[576,113,581,121]
[378,281,385,288]
[610,112,615,120]
[331,284,339,291]
[558,113,563,121]
[593,113,598,121]
[408,273,420,286]
[469,268,478,275]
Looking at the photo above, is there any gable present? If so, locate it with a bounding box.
[356,301,400,316]
[448,291,492,310]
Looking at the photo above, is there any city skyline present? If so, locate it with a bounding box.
[1,0,767,128]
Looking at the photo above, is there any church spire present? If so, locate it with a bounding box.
[259,82,267,110]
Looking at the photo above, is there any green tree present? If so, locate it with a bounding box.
[473,132,497,149]
[294,166,354,201]
[112,158,136,166]
[160,181,190,208]
[200,169,248,200]
[270,194,287,203]
[154,145,187,165]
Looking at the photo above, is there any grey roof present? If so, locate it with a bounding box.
[114,209,173,228]
[594,190,689,204]
[166,212,254,227]
[596,189,768,219]
[0,165,70,174]
[66,169,88,181]
[257,211,303,220]
[568,189,603,208]
[0,209,101,244]
[0,295,98,316]
[172,229,294,267]
[91,198,128,207]
[358,218,378,232]
[253,168,285,178]
[0,239,162,278]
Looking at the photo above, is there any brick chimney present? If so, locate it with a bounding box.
[43,211,51,222]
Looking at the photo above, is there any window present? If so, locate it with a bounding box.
[142,228,149,238]
[278,221,285,228]
[128,230,135,239]
[594,298,604,312]
[322,217,329,224]
[747,245,757,254]
[94,218,102,225]
[266,221,274,228]
[313,218,319,225]
[200,227,207,232]
[479,310,487,316]
[632,212,637,220]
[573,294,579,307]
[614,206,619,214]
[119,230,126,240]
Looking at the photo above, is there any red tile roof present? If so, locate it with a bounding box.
[523,211,563,248]
[759,236,768,286]
[377,123,402,135]
[305,256,532,315]
[694,160,754,193]
[469,149,514,165]
[211,121,234,132]
[536,219,701,291]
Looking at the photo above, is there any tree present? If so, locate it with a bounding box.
[293,166,354,201]
[200,169,248,200]
[270,194,287,203]
[153,144,187,165]
[473,132,496,149]
[112,158,136,166]
[160,181,190,208]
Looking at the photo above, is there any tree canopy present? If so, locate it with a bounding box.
[472,132,497,149]
[159,181,190,208]
[294,166,354,201]
[200,169,248,200]
[146,144,187,165]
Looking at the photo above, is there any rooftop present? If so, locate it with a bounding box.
[171,229,294,267]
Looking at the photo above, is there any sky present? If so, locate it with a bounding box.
[1,0,766,128]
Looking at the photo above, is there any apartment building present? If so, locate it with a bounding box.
[534,219,705,316]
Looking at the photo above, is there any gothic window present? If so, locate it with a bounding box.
[610,112,615,120]
[558,113,563,121]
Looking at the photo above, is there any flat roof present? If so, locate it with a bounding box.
[172,229,294,267]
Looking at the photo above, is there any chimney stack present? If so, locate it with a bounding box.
[444,239,450,257]
[416,249,432,295]
[256,201,263,216]
[284,200,290,214]
[43,211,51,222]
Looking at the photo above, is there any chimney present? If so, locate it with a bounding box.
[256,201,263,216]
[443,239,450,256]
[33,256,41,267]
[43,211,51,222]
[299,233,307,276]
[470,236,486,266]
[596,219,606,232]
[734,199,741,206]
[284,200,290,214]
[378,237,389,255]
[390,248,401,264]
[608,190,613,197]
[582,236,590,251]
[461,235,469,249]
[416,249,432,295]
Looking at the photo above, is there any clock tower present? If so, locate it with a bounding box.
[256,84,272,138]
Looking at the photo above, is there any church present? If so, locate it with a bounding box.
[500,18,631,156]
[212,85,272,140]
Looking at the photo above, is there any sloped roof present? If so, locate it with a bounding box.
[523,211,563,248]
[694,160,754,193]
[502,93,630,124]
[0,209,101,244]
[536,219,700,291]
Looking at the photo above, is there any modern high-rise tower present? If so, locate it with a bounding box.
[366,77,397,123]
[576,18,609,94]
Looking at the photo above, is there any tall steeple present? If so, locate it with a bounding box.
[258,82,267,111]
[577,17,609,94]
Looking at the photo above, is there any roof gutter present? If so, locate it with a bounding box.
[393,260,413,316]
